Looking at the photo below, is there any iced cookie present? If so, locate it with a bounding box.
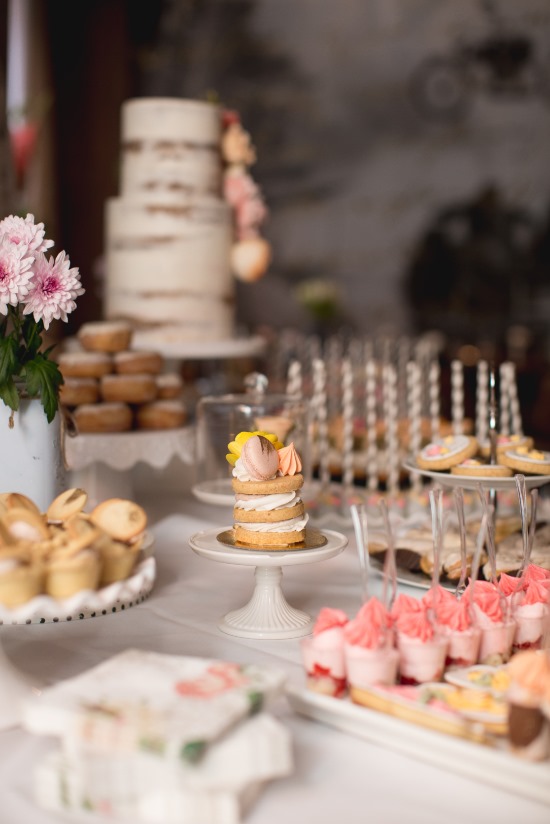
[416,435,478,472]
[501,447,550,476]
[479,434,534,459]
[450,459,512,478]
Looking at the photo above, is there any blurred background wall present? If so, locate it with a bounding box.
[1,0,550,434]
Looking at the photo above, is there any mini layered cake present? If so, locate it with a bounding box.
[227,431,308,548]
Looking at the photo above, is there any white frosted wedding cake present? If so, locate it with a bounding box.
[104,97,269,345]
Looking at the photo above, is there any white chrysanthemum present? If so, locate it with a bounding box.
[23,251,85,329]
[0,213,54,254]
[0,234,35,314]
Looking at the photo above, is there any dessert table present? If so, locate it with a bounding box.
[0,492,548,824]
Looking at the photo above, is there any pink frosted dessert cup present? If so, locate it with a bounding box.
[477,620,516,666]
[396,633,448,685]
[344,643,399,689]
[443,626,482,669]
[512,611,547,652]
[301,631,347,697]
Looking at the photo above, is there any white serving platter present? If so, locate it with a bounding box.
[286,683,550,806]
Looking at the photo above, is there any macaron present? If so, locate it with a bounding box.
[240,435,279,481]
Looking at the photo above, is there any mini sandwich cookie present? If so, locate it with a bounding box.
[501,447,550,476]
[227,431,308,548]
[416,435,478,472]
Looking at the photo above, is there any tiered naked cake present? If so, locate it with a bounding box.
[104,98,234,344]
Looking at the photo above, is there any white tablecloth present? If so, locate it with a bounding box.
[0,493,548,824]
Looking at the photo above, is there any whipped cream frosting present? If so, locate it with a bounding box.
[235,514,308,533]
[234,492,301,511]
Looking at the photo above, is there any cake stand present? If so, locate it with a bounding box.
[402,461,550,493]
[189,527,348,639]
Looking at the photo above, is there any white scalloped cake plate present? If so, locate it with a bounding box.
[403,460,550,491]
[0,533,156,625]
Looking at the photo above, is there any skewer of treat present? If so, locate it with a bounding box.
[226,431,308,548]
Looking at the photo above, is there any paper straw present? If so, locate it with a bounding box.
[365,358,378,492]
[350,503,370,603]
[312,358,331,492]
[286,359,302,398]
[476,360,489,443]
[499,362,510,437]
[341,358,355,494]
[383,363,399,496]
[451,360,464,435]
[429,359,441,440]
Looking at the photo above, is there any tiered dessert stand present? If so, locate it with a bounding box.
[189,527,347,639]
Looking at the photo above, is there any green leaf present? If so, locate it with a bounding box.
[0,377,20,412]
[24,355,63,423]
[0,335,18,384]
[21,314,43,360]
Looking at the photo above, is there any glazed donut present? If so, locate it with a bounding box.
[155,373,183,400]
[135,400,187,430]
[57,351,113,379]
[77,320,133,353]
[100,374,158,404]
[73,402,133,433]
[113,350,164,375]
[59,377,99,407]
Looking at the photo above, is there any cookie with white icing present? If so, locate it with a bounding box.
[479,434,534,458]
[416,435,478,471]
[500,447,550,475]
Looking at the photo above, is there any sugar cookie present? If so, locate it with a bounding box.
[450,459,512,478]
[416,436,478,471]
[500,447,550,476]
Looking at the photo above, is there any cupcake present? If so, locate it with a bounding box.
[301,607,349,697]
[344,598,399,694]
[507,650,550,761]
[463,580,516,666]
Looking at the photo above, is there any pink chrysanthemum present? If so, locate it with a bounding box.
[0,234,35,314]
[0,213,54,254]
[23,251,85,329]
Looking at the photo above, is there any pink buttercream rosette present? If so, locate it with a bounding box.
[343,598,399,689]
[462,580,515,666]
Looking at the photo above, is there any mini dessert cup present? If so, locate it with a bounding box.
[345,643,399,689]
[396,633,448,685]
[98,537,142,586]
[45,548,101,599]
[0,551,43,607]
[444,626,482,669]
[301,632,347,697]
[512,612,547,652]
[478,620,516,666]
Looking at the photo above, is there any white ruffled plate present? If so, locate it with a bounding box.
[0,533,156,625]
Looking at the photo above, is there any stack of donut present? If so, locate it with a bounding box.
[57,321,186,433]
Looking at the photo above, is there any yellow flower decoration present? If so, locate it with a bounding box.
[225,430,284,466]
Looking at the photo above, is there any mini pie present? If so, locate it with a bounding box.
[416,435,479,472]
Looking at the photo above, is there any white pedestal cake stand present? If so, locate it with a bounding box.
[189,527,348,640]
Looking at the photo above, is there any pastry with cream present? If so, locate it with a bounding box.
[227,431,308,547]
[344,598,399,691]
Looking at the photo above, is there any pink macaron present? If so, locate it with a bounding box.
[240,435,279,481]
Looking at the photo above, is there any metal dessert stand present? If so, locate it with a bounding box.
[189,527,348,639]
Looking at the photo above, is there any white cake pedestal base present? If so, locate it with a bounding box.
[189,528,348,640]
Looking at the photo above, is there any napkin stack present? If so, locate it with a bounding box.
[22,649,293,824]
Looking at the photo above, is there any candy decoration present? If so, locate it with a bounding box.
[428,359,440,441]
[286,359,302,398]
[476,359,489,444]
[407,361,422,494]
[365,358,378,492]
[384,363,399,497]
[499,362,510,437]
[312,358,331,492]
[341,358,355,494]
[505,361,523,436]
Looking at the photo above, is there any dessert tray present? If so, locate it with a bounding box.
[403,460,550,492]
[0,534,156,625]
[286,684,550,805]
[189,527,348,640]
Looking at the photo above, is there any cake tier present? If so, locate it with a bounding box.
[120,98,223,198]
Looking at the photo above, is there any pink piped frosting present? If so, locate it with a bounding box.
[498,572,526,597]
[390,593,423,622]
[523,578,550,607]
[421,585,454,611]
[437,597,472,631]
[523,564,550,584]
[395,609,435,642]
[343,598,389,650]
[313,607,349,635]
[468,583,503,623]
[277,442,302,476]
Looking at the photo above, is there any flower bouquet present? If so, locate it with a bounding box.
[0,214,84,423]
